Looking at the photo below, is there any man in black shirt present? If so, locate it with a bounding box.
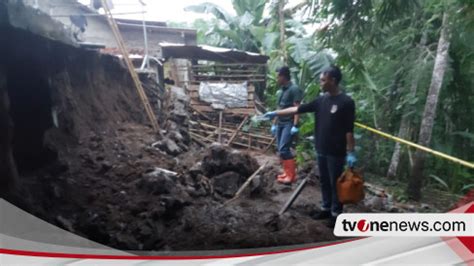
[264,66,357,227]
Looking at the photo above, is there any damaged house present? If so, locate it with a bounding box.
[0,0,367,253]
[21,0,197,82]
[160,43,273,152]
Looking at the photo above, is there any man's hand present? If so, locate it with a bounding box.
[291,126,299,135]
[264,111,277,120]
[271,124,277,136]
[346,151,357,168]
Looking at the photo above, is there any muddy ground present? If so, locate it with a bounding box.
[3,24,457,252]
[13,120,370,251]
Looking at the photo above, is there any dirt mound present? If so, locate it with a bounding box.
[201,144,259,177]
[184,144,260,198]
[2,26,359,252]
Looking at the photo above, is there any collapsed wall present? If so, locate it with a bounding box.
[0,2,361,252]
[2,25,150,173]
[0,13,341,252]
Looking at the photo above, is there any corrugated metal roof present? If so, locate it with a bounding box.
[159,43,269,64]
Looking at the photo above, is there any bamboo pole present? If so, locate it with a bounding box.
[190,105,212,121]
[224,161,268,205]
[248,125,251,150]
[218,111,223,143]
[100,0,158,132]
[264,137,276,152]
[195,122,273,141]
[189,129,271,146]
[189,132,211,146]
[227,116,249,145]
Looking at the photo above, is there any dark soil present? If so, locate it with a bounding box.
[3,25,450,253]
[11,119,372,251]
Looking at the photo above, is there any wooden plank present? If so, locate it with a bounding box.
[218,111,223,143]
[231,141,264,150]
[189,105,212,121]
[189,129,270,146]
[191,67,262,72]
[227,116,249,145]
[192,63,267,67]
[189,132,208,147]
[264,137,276,152]
[193,78,266,83]
[191,79,265,84]
[196,122,273,142]
[224,161,268,205]
[192,65,262,69]
[190,105,256,115]
[193,74,266,79]
[190,93,257,101]
[232,134,272,146]
[100,0,159,132]
[187,85,255,93]
[190,99,254,107]
[193,71,263,76]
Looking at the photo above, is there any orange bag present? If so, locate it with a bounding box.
[337,168,365,204]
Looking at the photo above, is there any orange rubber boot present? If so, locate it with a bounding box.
[276,159,287,181]
[277,164,287,181]
[278,159,297,184]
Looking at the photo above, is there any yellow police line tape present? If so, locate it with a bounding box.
[354,122,474,169]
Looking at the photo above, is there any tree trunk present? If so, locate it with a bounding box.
[387,32,428,179]
[407,13,451,200]
[387,117,410,178]
[278,0,287,63]
[0,65,19,197]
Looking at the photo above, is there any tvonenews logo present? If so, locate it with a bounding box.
[334,214,474,237]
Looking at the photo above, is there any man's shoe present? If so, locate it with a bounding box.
[326,216,337,228]
[311,210,331,220]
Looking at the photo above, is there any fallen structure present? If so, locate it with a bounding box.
[0,0,447,253]
[160,43,273,152]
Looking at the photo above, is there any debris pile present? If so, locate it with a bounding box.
[2,20,446,253]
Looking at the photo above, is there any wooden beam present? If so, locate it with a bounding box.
[227,115,249,145]
[189,105,212,121]
[264,137,276,152]
[224,161,268,205]
[190,105,256,115]
[100,0,159,132]
[193,74,266,79]
[231,141,264,151]
[190,99,255,108]
[218,111,223,143]
[189,132,209,147]
[191,63,267,67]
[187,85,255,93]
[190,128,272,146]
[196,122,273,141]
[193,78,266,83]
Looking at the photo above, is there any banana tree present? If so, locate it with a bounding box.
[185,0,267,53]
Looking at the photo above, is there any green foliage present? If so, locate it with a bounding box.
[184,0,267,52]
[184,0,474,197]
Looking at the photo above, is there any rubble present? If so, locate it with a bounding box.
[212,171,244,197]
[152,139,182,156]
[201,144,259,177]
[2,16,453,253]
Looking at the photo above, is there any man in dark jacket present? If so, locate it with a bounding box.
[264,65,357,227]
